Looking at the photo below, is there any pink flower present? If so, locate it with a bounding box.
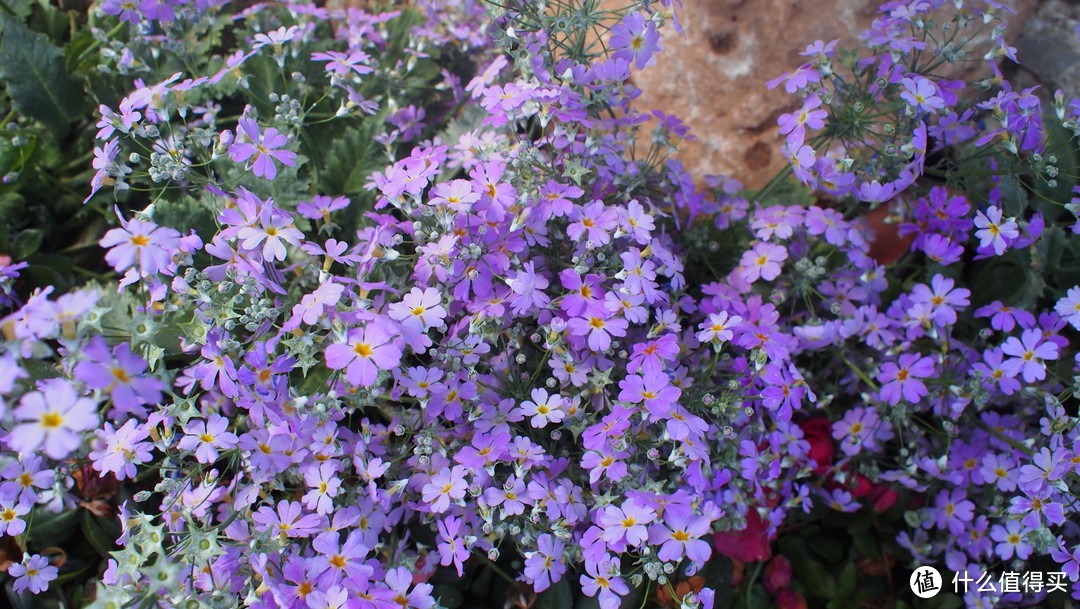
[325,323,402,387]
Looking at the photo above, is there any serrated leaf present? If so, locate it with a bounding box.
[320,122,382,196]
[0,14,85,131]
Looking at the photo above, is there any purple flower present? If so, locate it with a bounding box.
[253,500,324,538]
[74,336,164,417]
[90,420,153,480]
[739,242,788,283]
[311,50,373,77]
[519,388,567,428]
[568,201,619,246]
[568,312,628,352]
[609,12,663,70]
[0,500,29,536]
[618,371,681,420]
[8,554,57,594]
[421,465,469,513]
[766,63,821,93]
[696,312,742,344]
[325,323,402,387]
[99,208,182,277]
[580,559,630,609]
[973,301,1035,333]
[388,287,447,331]
[973,206,1019,255]
[900,75,944,112]
[1008,493,1066,529]
[877,353,935,405]
[8,379,98,460]
[599,501,656,550]
[0,456,53,505]
[437,515,471,577]
[909,274,970,326]
[236,211,304,262]
[178,415,239,464]
[932,489,975,535]
[1055,286,1080,330]
[990,520,1033,560]
[1001,328,1058,383]
[648,512,712,565]
[229,117,297,180]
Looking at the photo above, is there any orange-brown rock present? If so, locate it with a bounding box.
[621,0,1037,188]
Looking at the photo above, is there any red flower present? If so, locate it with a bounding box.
[867,484,899,512]
[798,417,835,472]
[713,508,774,562]
[776,589,808,609]
[764,556,792,593]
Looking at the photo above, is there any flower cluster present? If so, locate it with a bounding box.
[2,0,1080,608]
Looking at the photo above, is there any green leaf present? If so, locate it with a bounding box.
[319,121,383,196]
[11,228,42,260]
[0,14,85,132]
[81,509,121,557]
[432,585,463,609]
[26,506,78,548]
[299,364,334,396]
[791,557,836,599]
[534,578,572,609]
[837,562,857,598]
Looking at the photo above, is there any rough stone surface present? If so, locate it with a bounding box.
[1011,0,1080,100]
[623,0,1038,188]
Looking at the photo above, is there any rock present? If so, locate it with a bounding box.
[622,0,1037,188]
[1011,0,1080,100]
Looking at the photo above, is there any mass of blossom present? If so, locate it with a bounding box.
[1,0,1080,608]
